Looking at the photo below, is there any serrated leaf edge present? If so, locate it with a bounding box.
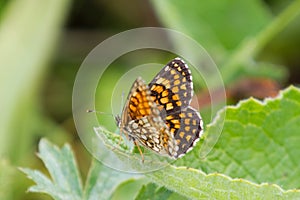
[207,85,299,129]
[148,165,300,197]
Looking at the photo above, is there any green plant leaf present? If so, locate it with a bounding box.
[0,0,71,163]
[22,86,300,199]
[0,0,9,19]
[0,159,16,200]
[147,166,300,200]
[151,0,300,85]
[176,86,300,190]
[93,126,178,173]
[220,0,300,84]
[20,139,83,200]
[151,0,271,56]
[135,183,187,200]
[94,86,300,198]
[135,183,172,200]
[21,139,139,200]
[84,159,139,200]
[240,62,288,82]
[110,178,149,200]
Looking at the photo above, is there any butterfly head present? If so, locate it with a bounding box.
[115,115,121,127]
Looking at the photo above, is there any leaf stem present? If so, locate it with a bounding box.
[221,0,300,84]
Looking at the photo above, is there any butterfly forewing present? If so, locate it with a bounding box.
[149,57,193,114]
[119,77,177,157]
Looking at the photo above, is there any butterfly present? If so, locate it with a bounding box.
[115,58,203,161]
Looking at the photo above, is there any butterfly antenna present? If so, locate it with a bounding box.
[120,90,125,114]
[86,109,113,116]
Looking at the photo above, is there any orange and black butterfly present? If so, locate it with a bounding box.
[116,58,203,161]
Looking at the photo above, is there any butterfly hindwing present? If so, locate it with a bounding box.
[165,107,203,158]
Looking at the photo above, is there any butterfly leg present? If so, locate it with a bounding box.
[112,126,129,151]
[134,140,144,163]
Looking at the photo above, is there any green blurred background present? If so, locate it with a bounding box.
[0,0,299,199]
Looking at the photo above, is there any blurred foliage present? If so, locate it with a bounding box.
[0,0,71,199]
[0,0,300,199]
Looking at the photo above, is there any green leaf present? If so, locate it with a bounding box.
[0,0,71,162]
[135,183,187,200]
[151,0,300,84]
[220,0,300,84]
[147,166,300,200]
[0,0,9,19]
[0,159,16,200]
[93,126,178,173]
[20,139,83,200]
[151,0,271,55]
[241,62,288,82]
[21,139,139,200]
[95,86,300,198]
[135,183,171,200]
[111,178,149,200]
[22,86,300,199]
[176,86,300,189]
[84,159,138,200]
